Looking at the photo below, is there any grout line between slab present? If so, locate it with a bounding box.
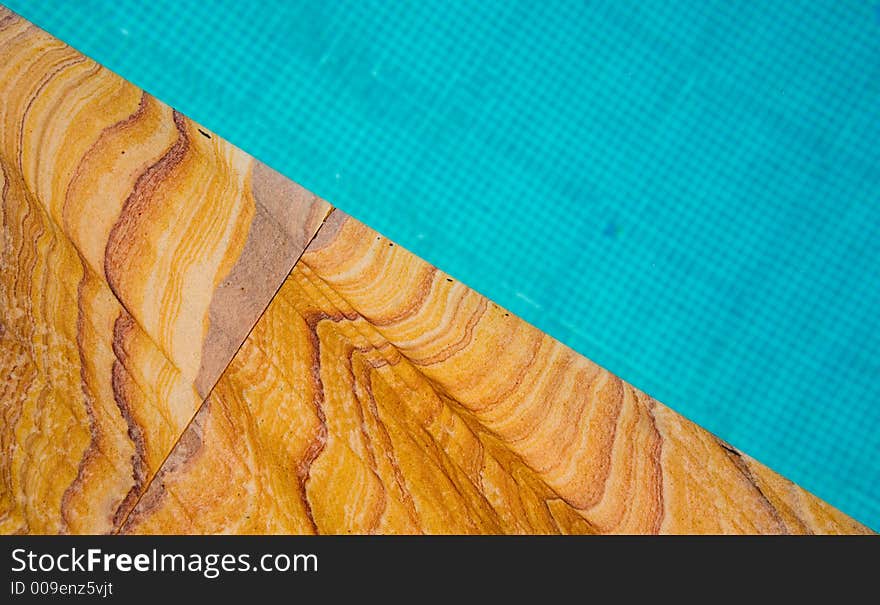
[114,206,337,533]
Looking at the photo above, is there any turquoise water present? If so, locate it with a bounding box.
[7,0,879,529]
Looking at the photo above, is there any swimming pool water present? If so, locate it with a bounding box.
[7,0,880,529]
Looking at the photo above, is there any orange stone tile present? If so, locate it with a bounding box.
[123,213,871,534]
[1,7,870,536]
[0,8,329,533]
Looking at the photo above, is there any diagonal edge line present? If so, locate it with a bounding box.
[114,206,337,533]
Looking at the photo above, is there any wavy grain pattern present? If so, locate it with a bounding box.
[0,9,329,533]
[0,8,869,535]
[123,212,871,534]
